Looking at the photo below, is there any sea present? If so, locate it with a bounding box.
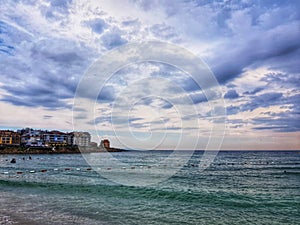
[0,150,299,225]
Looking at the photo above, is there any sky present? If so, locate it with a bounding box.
[0,0,299,150]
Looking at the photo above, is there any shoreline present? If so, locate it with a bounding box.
[0,191,100,225]
[0,211,39,225]
[0,145,127,154]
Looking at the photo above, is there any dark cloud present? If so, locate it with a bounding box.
[0,62,77,109]
[72,107,87,112]
[253,126,290,131]
[261,72,300,89]
[87,18,107,34]
[180,77,201,92]
[209,15,300,84]
[139,98,153,106]
[97,86,116,102]
[286,94,300,106]
[0,20,31,55]
[122,19,140,27]
[165,126,181,131]
[43,115,53,119]
[0,21,32,51]
[226,119,245,128]
[128,117,143,123]
[226,105,239,115]
[30,38,85,65]
[129,117,147,129]
[0,72,77,109]
[133,0,157,11]
[1,94,71,109]
[244,87,264,95]
[14,0,38,5]
[1,74,76,101]
[152,117,170,124]
[1,95,36,107]
[252,114,300,132]
[226,83,237,88]
[1,0,299,141]
[43,0,73,19]
[0,48,13,55]
[128,122,147,129]
[47,52,82,64]
[90,116,112,125]
[241,92,283,112]
[228,119,244,124]
[221,72,300,132]
[224,89,239,99]
[189,90,220,105]
[0,37,14,55]
[101,31,127,50]
[136,97,173,109]
[49,0,72,8]
[224,91,300,132]
[190,92,207,104]
[226,93,300,132]
[283,94,300,119]
[267,49,300,74]
[161,101,173,109]
[0,35,96,109]
[211,58,245,84]
[150,23,178,40]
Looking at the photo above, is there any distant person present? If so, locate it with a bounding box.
[29,156,32,160]
[10,158,16,163]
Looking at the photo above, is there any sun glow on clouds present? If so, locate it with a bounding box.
[0,0,299,149]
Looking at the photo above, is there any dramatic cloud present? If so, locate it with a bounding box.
[253,109,300,132]
[101,30,127,50]
[87,18,107,34]
[224,90,239,99]
[0,34,95,108]
[0,0,299,149]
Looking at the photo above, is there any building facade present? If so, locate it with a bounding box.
[0,128,93,148]
[43,131,69,147]
[0,130,20,145]
[71,132,91,147]
[20,128,44,146]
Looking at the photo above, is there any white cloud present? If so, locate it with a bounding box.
[0,0,299,149]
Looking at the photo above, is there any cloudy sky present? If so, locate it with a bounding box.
[0,0,299,150]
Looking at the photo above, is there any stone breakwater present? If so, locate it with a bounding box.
[0,145,127,154]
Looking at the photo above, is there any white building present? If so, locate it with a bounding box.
[71,132,91,147]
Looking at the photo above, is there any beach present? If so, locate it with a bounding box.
[0,192,99,225]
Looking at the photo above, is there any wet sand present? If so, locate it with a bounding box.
[0,211,40,225]
[0,214,15,225]
[0,193,42,225]
[0,191,102,225]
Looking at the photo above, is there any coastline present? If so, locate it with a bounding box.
[0,145,127,154]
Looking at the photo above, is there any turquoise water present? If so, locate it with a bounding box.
[0,151,299,224]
